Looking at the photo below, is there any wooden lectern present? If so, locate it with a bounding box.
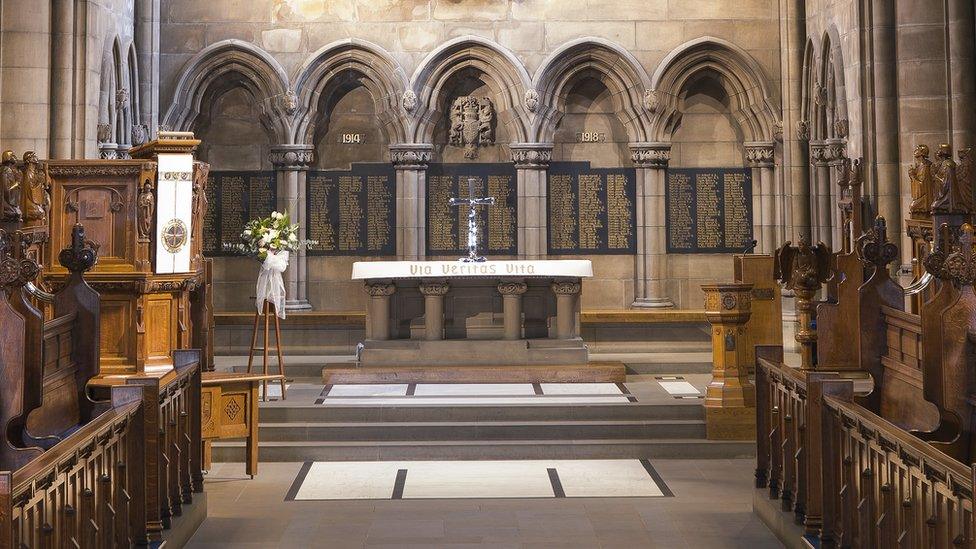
[43,133,213,375]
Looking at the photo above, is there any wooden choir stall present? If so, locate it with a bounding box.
[0,141,212,547]
[753,149,976,548]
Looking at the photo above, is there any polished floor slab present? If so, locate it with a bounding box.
[539,382,623,395]
[413,383,536,396]
[658,380,701,396]
[326,384,409,397]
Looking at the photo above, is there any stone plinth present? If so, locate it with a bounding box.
[702,283,757,440]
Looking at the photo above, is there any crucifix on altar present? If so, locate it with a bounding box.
[449,177,495,262]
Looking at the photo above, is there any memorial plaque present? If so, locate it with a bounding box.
[426,163,518,256]
[306,163,396,256]
[203,171,277,256]
[665,167,753,254]
[546,162,636,254]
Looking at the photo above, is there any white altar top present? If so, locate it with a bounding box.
[351,260,593,280]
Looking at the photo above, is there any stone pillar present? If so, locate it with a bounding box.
[135,0,160,138]
[793,120,812,240]
[50,0,74,158]
[745,142,776,254]
[825,138,847,249]
[948,0,976,149]
[701,283,756,440]
[419,281,449,341]
[510,143,552,259]
[364,282,396,341]
[497,280,527,340]
[552,280,581,339]
[809,141,832,248]
[390,144,433,260]
[630,142,673,308]
[270,145,314,311]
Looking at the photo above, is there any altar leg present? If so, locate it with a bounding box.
[364,283,396,340]
[420,281,449,341]
[551,280,581,339]
[498,281,527,340]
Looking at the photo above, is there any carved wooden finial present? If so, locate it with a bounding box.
[923,223,953,279]
[0,229,39,289]
[857,216,899,269]
[944,223,976,287]
[58,223,97,274]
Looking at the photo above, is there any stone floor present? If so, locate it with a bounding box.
[186,458,782,548]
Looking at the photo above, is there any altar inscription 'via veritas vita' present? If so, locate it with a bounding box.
[203,171,276,256]
[665,167,753,254]
[546,161,636,255]
[306,163,396,256]
[426,163,517,256]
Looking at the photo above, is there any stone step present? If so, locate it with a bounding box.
[210,438,755,462]
[255,419,706,441]
[260,403,703,423]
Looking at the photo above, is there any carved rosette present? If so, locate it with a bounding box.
[497,281,528,296]
[510,144,552,169]
[629,143,671,169]
[0,231,40,289]
[551,281,581,296]
[419,281,450,297]
[364,282,396,297]
[744,142,775,168]
[856,216,899,269]
[402,90,418,114]
[390,144,433,170]
[524,89,540,113]
[58,224,98,274]
[269,146,314,170]
[701,283,753,325]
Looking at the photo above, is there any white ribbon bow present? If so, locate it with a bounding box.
[256,249,289,319]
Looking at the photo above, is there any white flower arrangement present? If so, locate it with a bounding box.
[225,211,316,261]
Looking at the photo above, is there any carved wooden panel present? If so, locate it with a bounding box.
[219,392,249,438]
[200,387,216,437]
[99,298,132,367]
[146,295,178,365]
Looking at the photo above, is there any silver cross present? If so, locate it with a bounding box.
[449,177,495,262]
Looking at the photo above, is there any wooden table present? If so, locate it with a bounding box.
[200,372,283,478]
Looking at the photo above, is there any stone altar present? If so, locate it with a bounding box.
[351,259,593,368]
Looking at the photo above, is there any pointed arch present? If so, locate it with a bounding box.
[800,38,816,130]
[127,43,141,128]
[409,36,531,143]
[112,38,127,145]
[818,28,849,140]
[649,36,779,143]
[531,37,653,143]
[161,39,291,144]
[292,39,409,145]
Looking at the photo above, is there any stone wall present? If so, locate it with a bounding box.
[159,0,785,311]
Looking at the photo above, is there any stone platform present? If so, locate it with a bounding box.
[321,361,626,384]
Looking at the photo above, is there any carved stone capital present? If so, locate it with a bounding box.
[269,145,314,170]
[551,280,581,295]
[389,144,433,169]
[629,142,671,168]
[509,143,552,169]
[497,281,528,296]
[364,282,396,297]
[419,281,450,296]
[744,142,775,168]
[795,119,810,141]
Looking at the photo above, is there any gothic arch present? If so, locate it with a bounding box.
[408,35,531,143]
[292,39,410,145]
[648,36,779,143]
[162,40,291,144]
[816,29,849,141]
[127,43,141,129]
[800,38,817,137]
[531,37,653,143]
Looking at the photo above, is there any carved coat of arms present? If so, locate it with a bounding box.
[449,96,494,159]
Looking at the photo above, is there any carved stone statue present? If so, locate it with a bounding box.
[0,151,21,221]
[932,143,974,214]
[20,152,45,221]
[449,96,495,159]
[909,144,934,215]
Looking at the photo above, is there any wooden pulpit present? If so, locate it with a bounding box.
[43,133,212,375]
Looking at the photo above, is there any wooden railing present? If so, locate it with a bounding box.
[757,349,976,547]
[0,385,145,548]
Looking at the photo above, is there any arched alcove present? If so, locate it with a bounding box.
[552,75,632,167]
[669,73,745,169]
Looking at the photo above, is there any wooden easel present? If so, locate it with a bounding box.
[247,299,287,401]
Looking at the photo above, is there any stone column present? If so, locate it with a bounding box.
[745,142,776,254]
[510,143,552,259]
[701,283,756,440]
[809,141,832,248]
[630,142,673,308]
[364,282,396,341]
[793,120,812,240]
[270,145,314,311]
[552,280,581,339]
[390,144,433,260]
[419,281,449,341]
[948,0,976,149]
[825,138,847,249]
[135,0,160,138]
[50,0,74,158]
[497,280,527,340]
